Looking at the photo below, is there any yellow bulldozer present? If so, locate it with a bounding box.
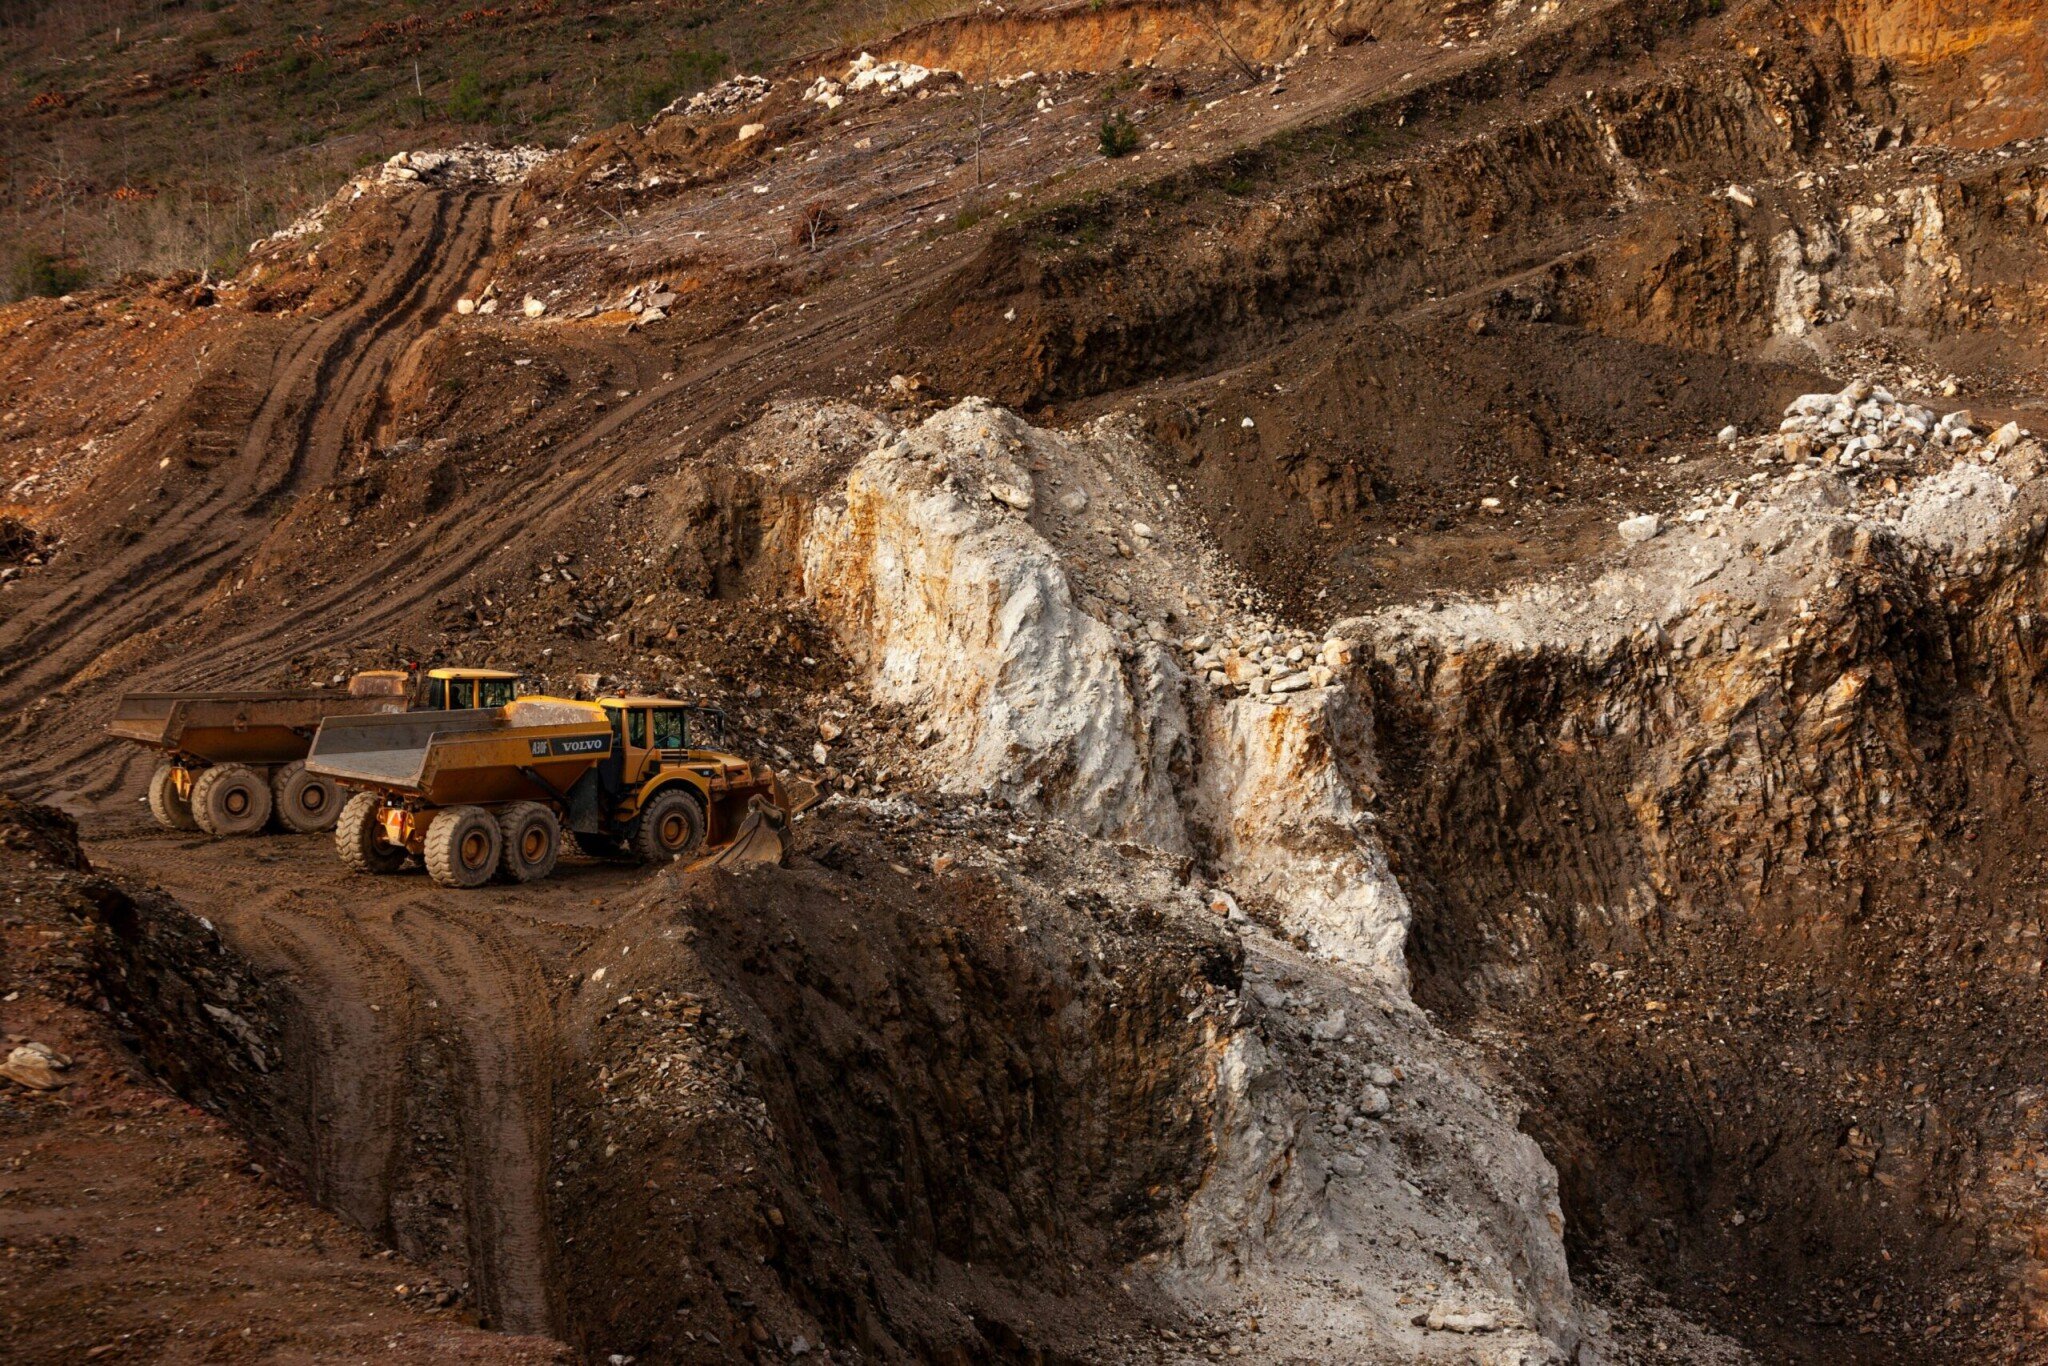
[306,694,817,888]
[109,667,525,837]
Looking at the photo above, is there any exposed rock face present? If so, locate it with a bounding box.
[800,400,1192,851]
[760,398,1590,1357]
[1353,431,2048,1353]
[796,399,1420,978]
[1193,693,1412,984]
[753,384,2048,1355]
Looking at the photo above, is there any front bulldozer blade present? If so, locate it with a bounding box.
[690,795,790,871]
[775,772,821,817]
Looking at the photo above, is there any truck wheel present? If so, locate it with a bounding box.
[495,803,561,883]
[335,793,406,875]
[147,763,198,831]
[272,761,342,833]
[630,789,704,863]
[190,764,273,837]
[569,830,627,860]
[425,806,502,888]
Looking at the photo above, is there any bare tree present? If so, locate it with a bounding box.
[1190,0,1262,85]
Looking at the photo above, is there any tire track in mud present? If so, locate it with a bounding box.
[90,833,568,1337]
[357,899,561,1336]
[241,905,415,1242]
[0,189,503,711]
[182,297,870,673]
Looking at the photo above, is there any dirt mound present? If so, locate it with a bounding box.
[0,792,89,871]
[551,807,1238,1359]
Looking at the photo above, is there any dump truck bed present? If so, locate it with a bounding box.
[308,703,612,807]
[109,690,409,766]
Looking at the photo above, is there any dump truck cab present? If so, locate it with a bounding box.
[590,697,768,857]
[418,667,524,711]
[595,697,731,788]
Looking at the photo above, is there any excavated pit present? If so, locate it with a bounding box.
[1360,494,2048,1359]
[13,0,2048,1360]
[81,812,1244,1359]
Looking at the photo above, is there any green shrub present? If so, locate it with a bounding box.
[1098,111,1140,159]
[9,251,88,301]
[448,69,493,122]
[610,47,725,123]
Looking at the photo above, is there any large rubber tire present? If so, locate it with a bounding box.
[147,763,198,831]
[629,788,705,864]
[494,802,561,884]
[569,830,627,860]
[190,764,273,837]
[424,805,502,889]
[335,792,407,875]
[271,760,342,833]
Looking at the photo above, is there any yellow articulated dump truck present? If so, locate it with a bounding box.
[110,668,524,837]
[306,695,815,888]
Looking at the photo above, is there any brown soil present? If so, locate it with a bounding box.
[0,796,568,1364]
[60,801,1239,1363]
[5,0,2048,1359]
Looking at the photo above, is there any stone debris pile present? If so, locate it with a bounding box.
[377,144,550,187]
[1773,378,1999,473]
[254,143,550,252]
[656,74,771,123]
[613,280,680,325]
[806,53,953,110]
[1181,628,1354,701]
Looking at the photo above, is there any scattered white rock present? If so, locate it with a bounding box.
[1617,514,1661,544]
[654,74,771,124]
[987,481,1034,511]
[845,52,952,97]
[1775,378,1951,471]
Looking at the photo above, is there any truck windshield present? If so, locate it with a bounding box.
[478,678,517,707]
[424,677,448,709]
[651,708,687,750]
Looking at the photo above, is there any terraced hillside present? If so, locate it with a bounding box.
[6,0,2048,1361]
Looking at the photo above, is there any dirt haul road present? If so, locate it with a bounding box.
[0,192,504,708]
[82,826,637,1337]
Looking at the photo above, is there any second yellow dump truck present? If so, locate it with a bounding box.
[306,695,811,888]
[109,668,524,837]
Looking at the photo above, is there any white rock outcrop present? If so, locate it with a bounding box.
[1195,693,1413,984]
[800,408,1190,850]
[704,396,1599,1361]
